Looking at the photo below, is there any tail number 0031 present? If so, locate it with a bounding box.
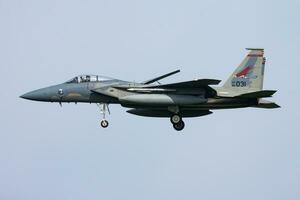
[232,81,247,87]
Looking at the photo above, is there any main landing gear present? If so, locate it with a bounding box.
[170,114,185,131]
[97,103,110,128]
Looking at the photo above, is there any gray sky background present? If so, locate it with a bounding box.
[1,0,299,199]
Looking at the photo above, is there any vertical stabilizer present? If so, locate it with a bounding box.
[222,48,265,93]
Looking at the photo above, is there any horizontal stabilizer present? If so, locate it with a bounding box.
[236,90,277,98]
[253,99,280,109]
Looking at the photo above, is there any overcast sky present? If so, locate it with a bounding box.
[1,0,299,199]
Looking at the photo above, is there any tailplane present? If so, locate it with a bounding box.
[234,90,277,98]
[253,99,280,109]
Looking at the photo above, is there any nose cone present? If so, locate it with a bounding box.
[20,85,61,102]
[20,89,46,101]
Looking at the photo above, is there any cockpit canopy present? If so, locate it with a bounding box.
[65,75,114,83]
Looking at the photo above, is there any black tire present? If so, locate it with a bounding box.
[170,114,182,124]
[100,120,109,128]
[173,120,185,131]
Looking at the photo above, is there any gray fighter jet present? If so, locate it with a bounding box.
[20,48,279,131]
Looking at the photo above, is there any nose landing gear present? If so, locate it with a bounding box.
[97,103,110,128]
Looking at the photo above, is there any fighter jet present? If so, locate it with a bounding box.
[20,48,279,131]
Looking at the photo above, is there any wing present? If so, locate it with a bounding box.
[143,79,221,88]
[111,79,221,97]
[142,79,221,97]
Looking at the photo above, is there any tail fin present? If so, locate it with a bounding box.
[223,48,266,93]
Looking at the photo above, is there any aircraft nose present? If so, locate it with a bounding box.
[20,90,45,101]
[20,85,64,102]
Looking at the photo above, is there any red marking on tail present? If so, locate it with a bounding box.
[235,66,252,77]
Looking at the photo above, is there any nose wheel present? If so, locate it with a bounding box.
[100,120,109,128]
[97,103,110,128]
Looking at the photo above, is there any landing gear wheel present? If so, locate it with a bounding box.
[173,120,185,131]
[100,120,109,128]
[170,114,181,124]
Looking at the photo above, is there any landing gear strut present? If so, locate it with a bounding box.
[97,103,110,128]
[170,114,185,131]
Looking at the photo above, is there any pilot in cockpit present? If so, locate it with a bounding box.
[86,75,90,82]
[80,76,85,83]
